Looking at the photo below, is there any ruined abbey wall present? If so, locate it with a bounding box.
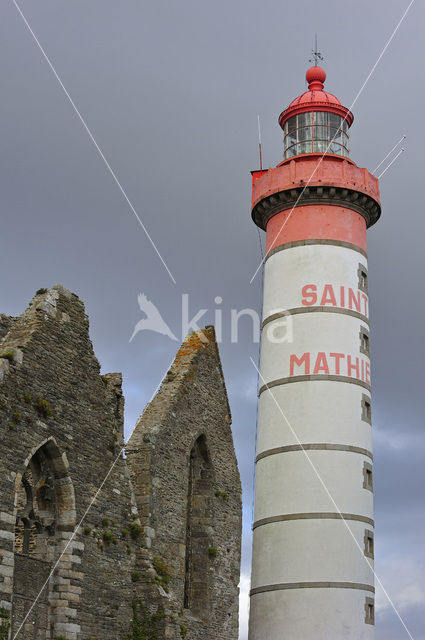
[127,327,241,640]
[0,287,241,640]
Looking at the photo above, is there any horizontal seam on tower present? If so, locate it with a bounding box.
[259,375,371,395]
[250,582,375,596]
[265,239,368,261]
[262,306,369,327]
[255,444,373,463]
[252,513,374,530]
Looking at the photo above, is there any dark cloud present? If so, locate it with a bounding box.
[0,1,423,637]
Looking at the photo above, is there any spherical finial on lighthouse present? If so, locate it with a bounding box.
[306,65,326,90]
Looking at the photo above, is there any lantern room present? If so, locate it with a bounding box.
[278,66,354,160]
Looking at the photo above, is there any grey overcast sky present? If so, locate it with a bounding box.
[0,1,424,638]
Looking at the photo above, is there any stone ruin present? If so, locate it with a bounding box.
[0,286,241,639]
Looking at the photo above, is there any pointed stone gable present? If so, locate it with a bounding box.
[0,291,241,640]
[0,286,136,639]
[126,326,241,640]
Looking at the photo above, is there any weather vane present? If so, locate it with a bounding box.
[309,34,324,66]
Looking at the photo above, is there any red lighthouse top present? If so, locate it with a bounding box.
[279,67,354,160]
[279,67,354,128]
[251,63,381,232]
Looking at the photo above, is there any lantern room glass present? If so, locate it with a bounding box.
[283,111,349,159]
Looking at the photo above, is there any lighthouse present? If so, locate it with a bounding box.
[248,66,381,639]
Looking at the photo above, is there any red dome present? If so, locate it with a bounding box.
[279,66,354,130]
[288,88,342,109]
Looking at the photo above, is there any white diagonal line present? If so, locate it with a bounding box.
[12,0,176,285]
[249,356,415,639]
[377,148,405,179]
[250,0,416,284]
[373,135,406,174]
[11,356,175,639]
[12,443,125,639]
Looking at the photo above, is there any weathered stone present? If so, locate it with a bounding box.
[0,288,241,639]
[127,327,242,640]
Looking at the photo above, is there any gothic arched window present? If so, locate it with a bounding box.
[184,435,214,617]
[14,446,57,559]
[12,439,77,640]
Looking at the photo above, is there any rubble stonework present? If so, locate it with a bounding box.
[127,326,242,640]
[0,286,241,640]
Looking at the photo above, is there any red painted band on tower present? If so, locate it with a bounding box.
[265,205,367,254]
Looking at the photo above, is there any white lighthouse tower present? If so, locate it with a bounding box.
[248,65,381,639]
